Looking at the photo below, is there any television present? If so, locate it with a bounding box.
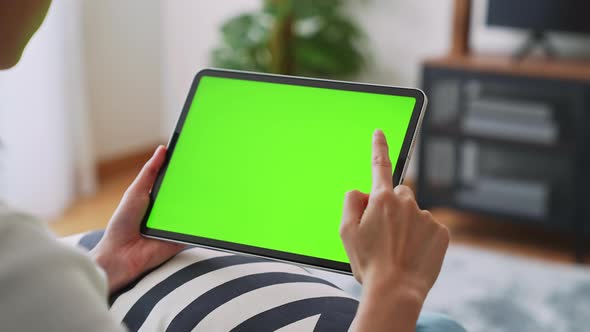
[486,0,590,58]
[487,0,590,34]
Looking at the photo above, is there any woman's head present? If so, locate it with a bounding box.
[0,0,52,69]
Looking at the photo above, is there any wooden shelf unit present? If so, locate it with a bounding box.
[418,54,590,262]
[424,54,590,82]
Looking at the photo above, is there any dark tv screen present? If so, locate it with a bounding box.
[487,0,590,34]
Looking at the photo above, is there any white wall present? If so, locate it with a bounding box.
[83,0,163,160]
[0,1,77,218]
[160,0,259,138]
[351,0,453,87]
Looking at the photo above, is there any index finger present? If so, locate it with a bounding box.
[371,129,393,191]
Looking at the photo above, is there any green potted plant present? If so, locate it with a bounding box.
[212,0,368,79]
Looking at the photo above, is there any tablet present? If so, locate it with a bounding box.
[141,69,427,273]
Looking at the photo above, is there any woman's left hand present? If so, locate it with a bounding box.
[91,146,185,293]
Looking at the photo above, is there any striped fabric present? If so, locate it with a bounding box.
[65,231,358,331]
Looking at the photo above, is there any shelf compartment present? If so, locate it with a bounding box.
[428,125,574,152]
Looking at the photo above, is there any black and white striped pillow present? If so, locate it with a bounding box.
[63,230,359,331]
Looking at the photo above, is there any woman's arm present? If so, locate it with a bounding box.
[340,130,450,332]
[0,204,126,332]
[352,278,424,331]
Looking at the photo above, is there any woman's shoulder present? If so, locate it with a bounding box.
[0,202,102,282]
[0,201,47,236]
[0,205,124,332]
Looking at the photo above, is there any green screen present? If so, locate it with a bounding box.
[147,75,416,263]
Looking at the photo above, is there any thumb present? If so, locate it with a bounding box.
[340,190,369,236]
[127,145,167,196]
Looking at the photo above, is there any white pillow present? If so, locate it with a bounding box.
[64,230,359,332]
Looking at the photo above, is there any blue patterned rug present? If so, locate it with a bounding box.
[311,245,590,332]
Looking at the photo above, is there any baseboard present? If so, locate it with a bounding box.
[97,144,162,182]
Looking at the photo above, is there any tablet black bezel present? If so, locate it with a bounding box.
[140,68,427,274]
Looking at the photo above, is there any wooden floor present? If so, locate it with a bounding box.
[51,163,588,266]
[50,163,143,236]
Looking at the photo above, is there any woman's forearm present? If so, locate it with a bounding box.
[351,280,425,332]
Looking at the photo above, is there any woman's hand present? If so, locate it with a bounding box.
[340,130,450,332]
[91,146,185,293]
